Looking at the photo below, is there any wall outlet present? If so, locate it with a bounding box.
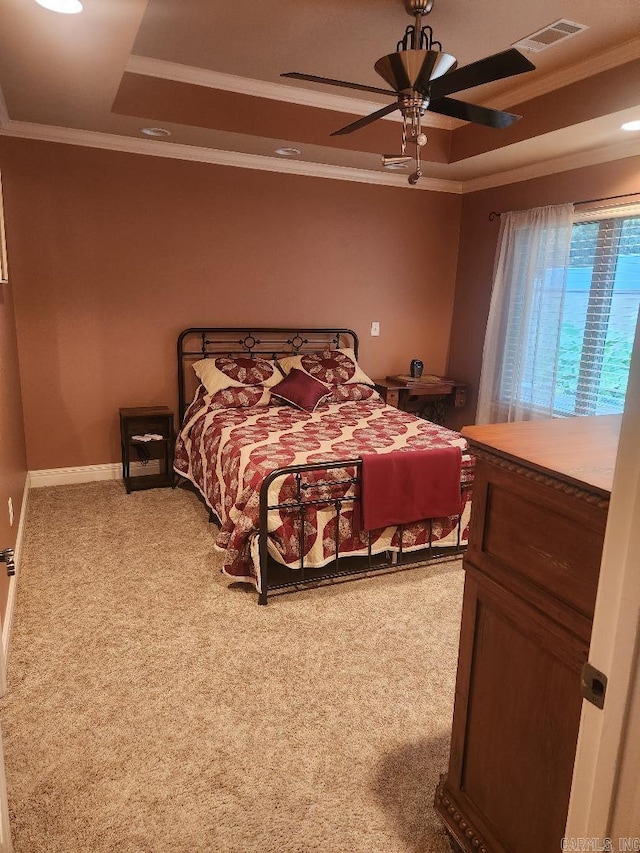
[8,497,13,528]
[370,321,380,336]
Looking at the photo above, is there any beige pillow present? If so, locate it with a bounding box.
[277,348,374,387]
[192,355,281,396]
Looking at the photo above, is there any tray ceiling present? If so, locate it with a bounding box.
[0,0,639,190]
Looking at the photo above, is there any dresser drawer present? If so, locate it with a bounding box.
[468,458,607,621]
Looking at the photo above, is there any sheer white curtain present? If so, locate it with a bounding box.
[476,203,575,423]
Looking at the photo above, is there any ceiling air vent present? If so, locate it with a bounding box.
[512,19,589,52]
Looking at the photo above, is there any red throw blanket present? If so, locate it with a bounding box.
[360,447,463,532]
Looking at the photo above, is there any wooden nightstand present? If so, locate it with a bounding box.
[119,406,175,494]
[375,375,468,425]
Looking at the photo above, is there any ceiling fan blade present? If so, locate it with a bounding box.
[281,72,395,97]
[427,48,535,100]
[331,102,400,136]
[429,96,521,128]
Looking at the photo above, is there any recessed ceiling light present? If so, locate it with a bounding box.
[141,127,171,138]
[275,147,301,157]
[621,120,640,132]
[35,0,83,13]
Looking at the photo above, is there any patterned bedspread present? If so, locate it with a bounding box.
[174,394,474,591]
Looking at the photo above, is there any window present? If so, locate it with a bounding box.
[555,211,640,415]
[477,202,640,424]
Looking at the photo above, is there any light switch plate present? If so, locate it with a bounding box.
[371,321,380,336]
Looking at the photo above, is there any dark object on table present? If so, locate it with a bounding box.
[410,359,424,378]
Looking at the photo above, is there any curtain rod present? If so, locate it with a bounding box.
[488,191,640,221]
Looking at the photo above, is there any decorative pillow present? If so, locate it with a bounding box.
[210,386,273,408]
[270,368,332,412]
[277,348,375,387]
[192,355,281,396]
[325,383,382,404]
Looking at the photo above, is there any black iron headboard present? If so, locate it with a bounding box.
[177,327,359,419]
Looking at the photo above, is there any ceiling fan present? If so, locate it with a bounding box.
[282,0,535,184]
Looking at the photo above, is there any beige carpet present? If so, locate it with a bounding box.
[0,482,464,853]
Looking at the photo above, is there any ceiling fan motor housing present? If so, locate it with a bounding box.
[374,49,457,95]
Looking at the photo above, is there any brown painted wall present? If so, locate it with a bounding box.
[446,156,640,431]
[0,206,28,619]
[0,137,462,471]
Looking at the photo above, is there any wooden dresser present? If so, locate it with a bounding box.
[435,415,621,853]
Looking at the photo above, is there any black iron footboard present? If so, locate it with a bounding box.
[258,459,469,605]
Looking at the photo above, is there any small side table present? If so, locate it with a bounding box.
[375,375,468,426]
[119,406,175,494]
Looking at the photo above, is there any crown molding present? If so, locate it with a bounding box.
[126,54,456,131]
[0,120,463,193]
[2,118,638,195]
[462,137,640,193]
[487,35,640,109]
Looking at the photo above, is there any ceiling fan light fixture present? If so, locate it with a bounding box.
[382,155,412,169]
[35,0,83,13]
[621,120,640,132]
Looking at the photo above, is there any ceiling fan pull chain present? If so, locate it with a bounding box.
[408,126,423,186]
[415,112,428,149]
[401,117,408,155]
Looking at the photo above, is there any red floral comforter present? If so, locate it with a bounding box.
[174,395,474,591]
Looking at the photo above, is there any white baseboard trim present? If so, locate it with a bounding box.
[29,461,161,488]
[2,477,30,687]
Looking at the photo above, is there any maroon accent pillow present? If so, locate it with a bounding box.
[270,368,331,412]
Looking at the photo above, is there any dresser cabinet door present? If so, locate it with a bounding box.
[441,566,587,852]
[467,457,606,635]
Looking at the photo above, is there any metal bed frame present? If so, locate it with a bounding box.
[177,327,468,604]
